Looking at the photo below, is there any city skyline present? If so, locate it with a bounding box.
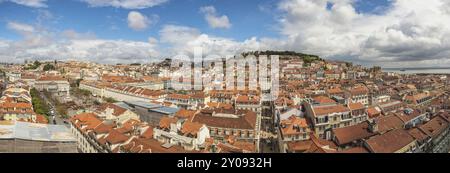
[1,0,450,67]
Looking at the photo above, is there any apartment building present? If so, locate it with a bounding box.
[364,129,419,153]
[235,95,261,115]
[280,115,310,141]
[95,103,140,124]
[304,98,351,139]
[35,75,71,103]
[80,81,166,103]
[348,85,369,106]
[153,116,210,151]
[0,82,36,122]
[70,112,184,153]
[190,108,260,142]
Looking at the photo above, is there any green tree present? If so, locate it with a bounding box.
[24,60,42,70]
[30,88,50,119]
[76,79,83,87]
[104,97,118,103]
[33,60,41,67]
[43,64,55,71]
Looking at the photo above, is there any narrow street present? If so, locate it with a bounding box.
[259,100,279,153]
[39,91,69,127]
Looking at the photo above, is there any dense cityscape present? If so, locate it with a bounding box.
[1,0,450,158]
[0,52,449,153]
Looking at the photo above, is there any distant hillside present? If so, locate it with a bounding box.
[242,51,324,64]
[157,51,324,66]
[156,58,172,68]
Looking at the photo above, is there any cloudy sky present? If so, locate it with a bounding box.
[0,0,450,67]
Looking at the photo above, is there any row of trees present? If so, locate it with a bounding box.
[42,90,69,119]
[241,51,324,66]
[30,88,50,119]
[23,60,55,71]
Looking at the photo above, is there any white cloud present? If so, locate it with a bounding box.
[7,21,35,33]
[127,11,156,31]
[1,0,47,8]
[61,30,96,40]
[275,0,450,67]
[148,37,158,45]
[200,6,232,29]
[1,22,159,63]
[80,0,168,9]
[159,25,262,56]
[4,0,450,67]
[0,38,160,64]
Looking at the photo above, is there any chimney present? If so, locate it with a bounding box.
[368,119,378,133]
[227,135,236,145]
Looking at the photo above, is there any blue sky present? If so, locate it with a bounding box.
[2,0,449,68]
[0,0,277,41]
[0,0,390,42]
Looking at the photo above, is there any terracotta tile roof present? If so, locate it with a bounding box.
[408,128,429,143]
[70,113,103,132]
[102,75,142,83]
[159,116,178,129]
[231,141,256,152]
[338,146,370,153]
[438,111,450,122]
[350,86,369,95]
[122,119,141,127]
[104,129,130,145]
[140,127,153,139]
[167,93,190,100]
[394,109,424,123]
[121,137,188,153]
[107,85,165,98]
[235,95,260,104]
[367,106,382,118]
[36,75,67,81]
[207,102,219,108]
[0,102,33,109]
[418,116,449,139]
[326,87,344,94]
[121,138,151,153]
[405,93,431,104]
[181,121,204,136]
[304,135,337,153]
[174,109,197,119]
[332,121,377,145]
[365,129,416,153]
[96,103,127,117]
[141,76,162,82]
[348,102,365,110]
[21,73,37,79]
[374,115,404,132]
[280,115,309,136]
[312,96,336,104]
[313,104,349,117]
[190,92,206,99]
[275,97,294,106]
[93,123,114,134]
[286,140,313,152]
[191,109,257,130]
[206,102,234,109]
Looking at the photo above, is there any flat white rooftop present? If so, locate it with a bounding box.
[0,121,76,142]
